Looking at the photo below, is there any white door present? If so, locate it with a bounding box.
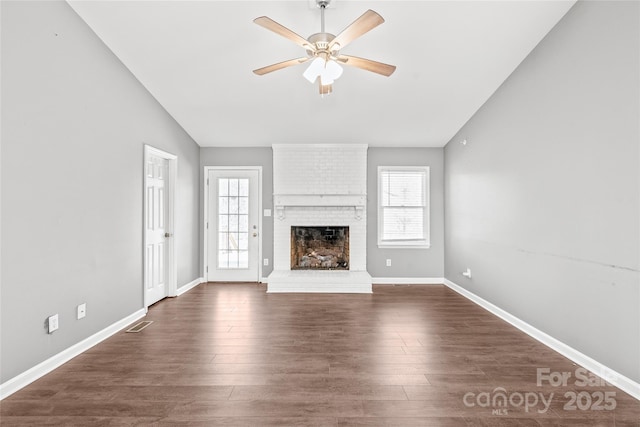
[145,155,169,305]
[207,169,260,282]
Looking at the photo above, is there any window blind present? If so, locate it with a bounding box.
[379,168,429,245]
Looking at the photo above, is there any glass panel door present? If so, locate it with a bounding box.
[207,168,260,282]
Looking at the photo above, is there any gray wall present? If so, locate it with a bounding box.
[200,148,274,278]
[1,1,201,383]
[444,0,639,382]
[368,148,444,279]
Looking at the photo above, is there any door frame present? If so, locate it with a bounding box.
[203,166,263,282]
[143,145,178,308]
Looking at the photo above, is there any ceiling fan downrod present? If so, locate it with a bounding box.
[318,0,329,33]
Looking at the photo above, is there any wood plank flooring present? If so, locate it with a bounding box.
[2,283,638,426]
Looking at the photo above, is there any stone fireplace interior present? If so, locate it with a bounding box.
[291,226,349,270]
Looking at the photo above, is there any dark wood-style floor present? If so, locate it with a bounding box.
[2,283,638,426]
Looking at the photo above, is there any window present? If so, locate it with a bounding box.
[378,166,430,248]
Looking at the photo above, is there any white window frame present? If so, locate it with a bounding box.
[377,166,430,249]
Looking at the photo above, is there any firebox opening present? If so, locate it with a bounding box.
[291,226,349,270]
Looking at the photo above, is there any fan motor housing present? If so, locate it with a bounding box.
[306,32,338,57]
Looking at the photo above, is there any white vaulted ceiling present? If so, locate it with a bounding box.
[67,1,576,147]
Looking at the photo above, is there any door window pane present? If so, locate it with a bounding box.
[219,215,229,232]
[219,179,228,196]
[229,179,239,196]
[239,179,249,197]
[218,233,229,250]
[229,197,239,214]
[219,197,229,214]
[218,178,250,269]
[229,215,239,232]
[238,215,248,233]
[239,197,248,214]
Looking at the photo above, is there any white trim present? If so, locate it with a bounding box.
[143,145,178,306]
[176,277,204,296]
[260,277,269,283]
[203,166,263,282]
[444,279,640,401]
[0,309,147,400]
[372,277,444,285]
[203,168,209,279]
[377,243,431,249]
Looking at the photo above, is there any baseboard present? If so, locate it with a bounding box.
[372,277,444,285]
[443,279,640,401]
[176,277,204,296]
[0,308,147,400]
[260,277,269,283]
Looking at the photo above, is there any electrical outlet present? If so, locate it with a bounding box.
[263,258,269,266]
[386,259,392,267]
[48,314,59,334]
[77,303,86,319]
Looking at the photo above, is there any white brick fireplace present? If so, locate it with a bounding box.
[267,144,372,293]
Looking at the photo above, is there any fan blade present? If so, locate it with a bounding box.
[253,57,310,75]
[328,10,384,51]
[337,54,396,77]
[254,16,312,50]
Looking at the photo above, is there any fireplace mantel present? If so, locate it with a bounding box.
[273,194,366,220]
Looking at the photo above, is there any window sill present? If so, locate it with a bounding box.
[377,243,431,249]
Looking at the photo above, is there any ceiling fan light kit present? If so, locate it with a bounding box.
[253,0,396,96]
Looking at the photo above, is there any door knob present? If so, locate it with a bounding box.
[164,232,173,238]
[253,232,258,237]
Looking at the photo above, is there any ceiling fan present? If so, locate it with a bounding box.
[253,0,396,95]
